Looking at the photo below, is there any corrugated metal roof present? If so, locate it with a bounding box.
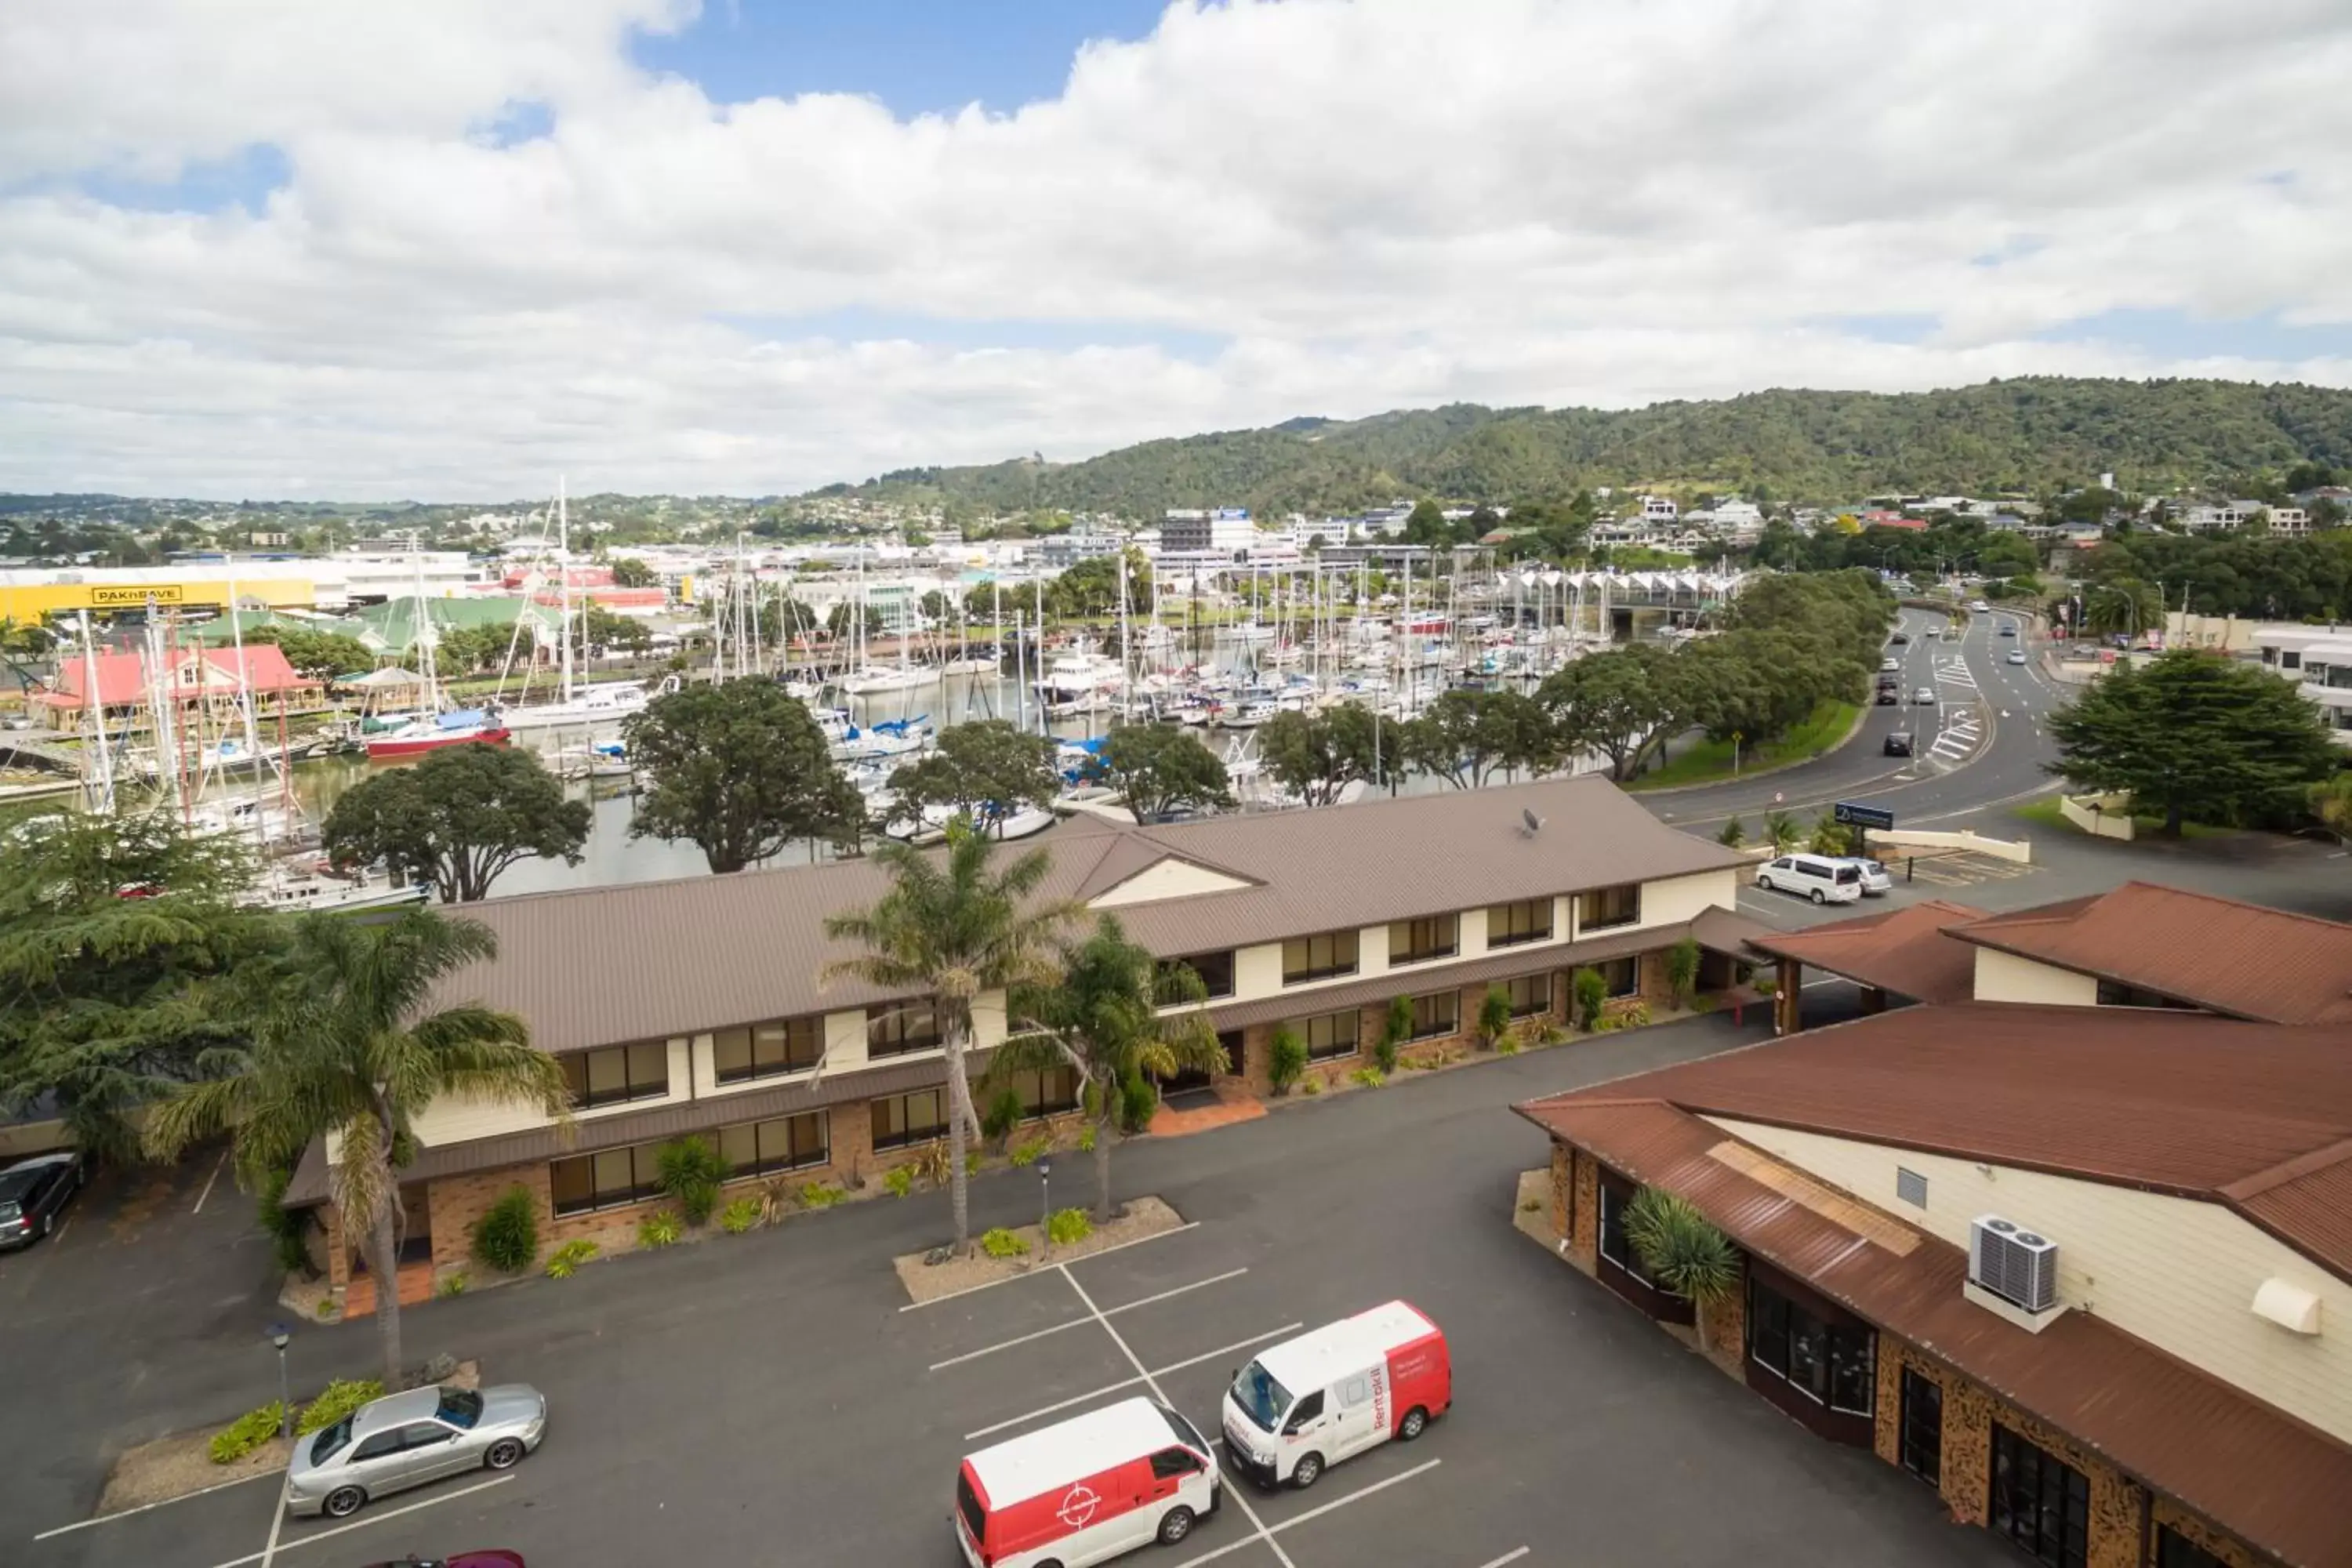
[1516,1098,2352,1568]
[2228,1142,2352,1280]
[1742,898,1987,1004]
[1952,881,2352,1024]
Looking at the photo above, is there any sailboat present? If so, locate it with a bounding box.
[365,539,512,759]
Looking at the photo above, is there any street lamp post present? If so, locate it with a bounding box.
[267,1323,292,1440]
[1037,1160,1053,1257]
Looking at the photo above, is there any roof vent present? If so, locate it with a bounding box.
[1969,1214,2058,1313]
[1895,1167,1927,1208]
[2252,1278,2322,1336]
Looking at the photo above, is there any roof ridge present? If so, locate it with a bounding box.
[2220,1135,2352,1202]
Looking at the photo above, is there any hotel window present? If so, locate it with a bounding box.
[867,1001,942,1058]
[1595,956,1639,998]
[1296,1009,1359,1062]
[715,1111,829,1178]
[549,1142,662,1215]
[1504,975,1549,1018]
[712,1017,822,1083]
[2093,978,2198,1012]
[1007,1065,1081,1120]
[1282,930,1360,985]
[1407,991,1458,1040]
[1577,883,1641,933]
[1387,914,1458,965]
[1989,1423,2089,1568]
[1898,1369,1942,1486]
[1747,1275,1875,1416]
[1486,899,1553,947]
[870,1088,949,1150]
[561,1042,670,1109]
[1597,1182,1662,1289]
[1160,950,1236,1000]
[2155,1530,2229,1568]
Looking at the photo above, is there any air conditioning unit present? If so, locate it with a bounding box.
[1969,1214,2059,1313]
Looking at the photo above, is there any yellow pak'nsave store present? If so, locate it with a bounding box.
[0,574,317,622]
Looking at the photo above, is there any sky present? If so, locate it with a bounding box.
[2,0,2350,501]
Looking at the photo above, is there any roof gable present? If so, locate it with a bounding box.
[1088,853,1258,908]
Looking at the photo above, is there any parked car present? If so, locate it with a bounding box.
[958,1398,1218,1565]
[1831,857,1893,895]
[1997,623,2016,637]
[286,1384,546,1519]
[362,1556,525,1568]
[1914,687,1938,705]
[2006,649,2027,665]
[0,1151,85,1250]
[1755,855,1864,905]
[1223,1303,1450,1490]
[1883,731,1914,757]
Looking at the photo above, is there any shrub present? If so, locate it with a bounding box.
[1571,967,1607,1030]
[637,1210,684,1248]
[545,1239,599,1278]
[719,1197,762,1233]
[1763,808,1800,854]
[1666,937,1701,1011]
[1754,973,1779,998]
[1537,1020,1568,1047]
[1118,1073,1159,1134]
[965,1149,983,1175]
[1623,1185,1741,1353]
[1376,996,1412,1074]
[1808,811,1852,857]
[256,1167,314,1279]
[1268,1026,1309,1094]
[1495,1033,1521,1056]
[1076,1123,1098,1153]
[884,1166,915,1199]
[799,1181,846,1209]
[437,1271,468,1299]
[1618,1000,1653,1029]
[296,1379,382,1436]
[981,1226,1029,1259]
[982,1087,1024,1144]
[654,1134,730,1227]
[1715,815,1746,848]
[1008,1136,1051,1168]
[1349,1065,1386,1089]
[1047,1207,1092,1247]
[209,1403,285,1465]
[469,1185,540,1274]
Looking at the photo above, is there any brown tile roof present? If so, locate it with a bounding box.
[1513,1096,2352,1568]
[433,776,1743,1056]
[1950,881,2352,1024]
[1741,898,1987,1004]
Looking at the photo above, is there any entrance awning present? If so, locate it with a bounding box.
[1740,898,1988,1004]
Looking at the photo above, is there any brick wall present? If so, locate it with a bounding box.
[1548,1144,1571,1242]
[1696,1265,1745,1377]
[2150,1497,2266,1568]
[1569,1147,1599,1272]
[427,1167,554,1274]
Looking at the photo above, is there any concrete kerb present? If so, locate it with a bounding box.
[1627,699,1875,799]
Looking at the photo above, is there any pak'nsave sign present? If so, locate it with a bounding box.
[86,585,183,608]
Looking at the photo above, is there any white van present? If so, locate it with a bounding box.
[1755,854,1864,905]
[1220,1301,1451,1490]
[956,1398,1219,1567]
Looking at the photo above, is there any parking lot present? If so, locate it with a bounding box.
[12,1014,2013,1568]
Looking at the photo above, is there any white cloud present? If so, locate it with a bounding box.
[1,0,2350,498]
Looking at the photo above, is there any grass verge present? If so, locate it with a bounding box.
[1629,700,1860,792]
[2009,796,2231,840]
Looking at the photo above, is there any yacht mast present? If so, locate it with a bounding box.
[76,610,114,815]
[558,478,575,704]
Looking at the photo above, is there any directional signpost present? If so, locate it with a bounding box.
[1833,800,1896,862]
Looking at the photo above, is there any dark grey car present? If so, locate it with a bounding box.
[286,1384,547,1519]
[0,1152,84,1250]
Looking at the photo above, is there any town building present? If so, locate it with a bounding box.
[1517,882,2352,1568]
[1159,508,1255,557]
[286,779,1766,1307]
[2251,626,2352,746]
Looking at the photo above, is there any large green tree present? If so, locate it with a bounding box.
[1097,723,1235,823]
[1538,644,1690,781]
[823,823,1079,1257]
[626,679,864,873]
[145,909,568,1385]
[1399,688,1559,788]
[2045,650,2337,834]
[323,742,590,902]
[999,916,1222,1221]
[0,815,279,1159]
[884,720,1058,831]
[1258,702,1388,807]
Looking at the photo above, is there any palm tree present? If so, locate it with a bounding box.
[824,818,1079,1257]
[146,909,568,1386]
[1000,916,1224,1223]
[1624,1185,1741,1355]
[1762,808,1801,854]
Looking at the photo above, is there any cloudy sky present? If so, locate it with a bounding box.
[3,0,2350,501]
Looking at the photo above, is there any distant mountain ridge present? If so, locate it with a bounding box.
[843,377,2352,517]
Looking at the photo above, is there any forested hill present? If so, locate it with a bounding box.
[843,378,2352,517]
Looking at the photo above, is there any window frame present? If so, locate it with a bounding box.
[1387,913,1460,966]
[561,1041,670,1110]
[1577,882,1642,934]
[870,1087,949,1151]
[1988,1422,2089,1568]
[2154,1528,2229,1568]
[1007,1063,1081,1120]
[1161,950,1236,1000]
[1898,1367,1943,1488]
[1298,1009,1359,1062]
[1281,930,1361,985]
[1745,1272,1876,1417]
[711,1015,823,1085]
[1503,973,1549,1018]
[714,1110,830,1178]
[1406,990,1459,1041]
[549,1141,665,1216]
[866,1001,943,1058]
[1486,898,1554,948]
[1594,955,1639,998]
[1597,1181,1662,1289]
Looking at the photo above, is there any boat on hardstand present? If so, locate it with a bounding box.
[365,710,512,760]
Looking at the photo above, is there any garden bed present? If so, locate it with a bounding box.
[891,1195,1185,1305]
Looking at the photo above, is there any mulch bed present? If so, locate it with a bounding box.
[891,1195,1185,1305]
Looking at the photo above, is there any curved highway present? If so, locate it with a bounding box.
[1644,602,2064,838]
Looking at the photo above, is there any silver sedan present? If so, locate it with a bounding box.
[286,1384,547,1519]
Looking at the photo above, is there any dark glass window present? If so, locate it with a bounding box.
[1388,914,1459,964]
[867,1002,942,1058]
[1989,1423,2089,1568]
[871,1088,949,1150]
[2093,978,2198,1012]
[1597,1181,1661,1288]
[1007,1065,1080,1119]
[1745,1273,1875,1416]
[1578,883,1641,932]
[715,1111,829,1177]
[1595,955,1639,997]
[1504,974,1549,1017]
[550,1142,663,1214]
[1486,898,1553,947]
[1149,1447,1203,1480]
[2155,1529,2229,1568]
[561,1042,670,1109]
[1161,951,1236,1000]
[1408,991,1458,1040]
[1282,930,1359,984]
[1900,1369,1943,1488]
[1299,1010,1359,1061]
[712,1017,822,1083]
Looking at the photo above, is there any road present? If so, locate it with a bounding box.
[1641,601,2063,836]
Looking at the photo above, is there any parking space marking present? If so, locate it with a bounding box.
[927,1267,1251,1371]
[897,1220,1202,1311]
[1166,1457,1445,1568]
[192,1149,229,1214]
[962,1321,1303,1441]
[203,1476,514,1568]
[30,1468,283,1541]
[1472,1550,1530,1568]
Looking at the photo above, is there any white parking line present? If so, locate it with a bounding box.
[962,1322,1304,1440]
[1167,1458,1446,1568]
[30,1468,284,1541]
[898,1221,1202,1311]
[928,1267,1251,1370]
[205,1476,514,1568]
[1472,1550,1531,1568]
[192,1149,230,1214]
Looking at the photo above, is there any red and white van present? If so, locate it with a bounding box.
[1219,1301,1450,1490]
[955,1397,1221,1567]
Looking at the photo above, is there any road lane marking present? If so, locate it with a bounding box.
[898,1220,1201,1311]
[192,1149,230,1214]
[1474,1550,1533,1568]
[205,1476,514,1568]
[1061,1268,1301,1568]
[928,1267,1250,1370]
[962,1322,1304,1440]
[31,1469,283,1541]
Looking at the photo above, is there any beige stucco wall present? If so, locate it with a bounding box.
[1614,867,1739,935]
[1971,947,2100,1006]
[1709,1117,2352,1446]
[408,1036,694,1147]
[1091,856,1254,907]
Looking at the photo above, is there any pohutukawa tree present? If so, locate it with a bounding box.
[322,742,590,902]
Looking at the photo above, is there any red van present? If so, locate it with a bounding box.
[1219,1301,1450,1489]
[956,1397,1220,1567]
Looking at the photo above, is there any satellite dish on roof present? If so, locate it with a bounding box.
[1522,809,1544,837]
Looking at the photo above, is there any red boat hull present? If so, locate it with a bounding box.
[364,727,513,760]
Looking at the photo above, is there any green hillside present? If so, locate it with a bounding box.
[848,378,2352,517]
